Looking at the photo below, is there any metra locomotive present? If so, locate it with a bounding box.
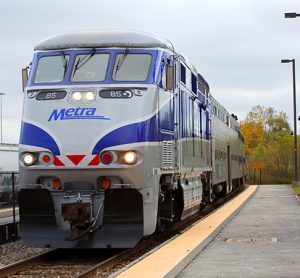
[19,30,245,248]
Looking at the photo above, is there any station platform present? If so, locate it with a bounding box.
[0,207,19,225]
[178,185,300,278]
[0,207,19,243]
[116,185,300,278]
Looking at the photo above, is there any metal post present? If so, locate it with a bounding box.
[0,92,4,143]
[12,172,17,240]
[292,60,298,183]
[281,59,299,184]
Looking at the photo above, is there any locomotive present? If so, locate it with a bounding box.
[18,30,246,248]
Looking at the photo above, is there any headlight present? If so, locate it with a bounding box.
[122,151,137,165]
[72,91,82,101]
[22,153,36,166]
[85,91,96,101]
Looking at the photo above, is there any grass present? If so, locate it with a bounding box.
[290,185,300,199]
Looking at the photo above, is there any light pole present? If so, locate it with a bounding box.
[284,12,300,185]
[281,59,298,184]
[285,13,300,18]
[0,92,4,144]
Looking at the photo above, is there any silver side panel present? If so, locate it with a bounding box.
[181,177,202,220]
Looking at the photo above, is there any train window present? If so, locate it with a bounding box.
[191,73,197,94]
[213,105,217,116]
[34,55,70,83]
[166,59,174,91]
[199,93,205,103]
[226,115,229,126]
[112,53,152,81]
[71,54,110,82]
[181,64,186,84]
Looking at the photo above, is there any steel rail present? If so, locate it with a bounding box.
[0,249,57,277]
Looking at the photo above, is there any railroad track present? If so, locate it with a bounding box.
[0,248,123,278]
[0,186,246,278]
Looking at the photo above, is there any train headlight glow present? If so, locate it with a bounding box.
[122,151,137,165]
[72,91,82,101]
[22,153,36,166]
[85,91,95,101]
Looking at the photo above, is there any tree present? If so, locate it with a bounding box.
[240,105,294,184]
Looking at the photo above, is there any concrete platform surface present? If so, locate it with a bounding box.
[0,207,19,225]
[115,185,257,278]
[178,185,300,278]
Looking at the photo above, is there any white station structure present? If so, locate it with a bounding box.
[0,143,19,172]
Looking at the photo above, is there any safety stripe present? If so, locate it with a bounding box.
[66,155,86,165]
[53,156,65,166]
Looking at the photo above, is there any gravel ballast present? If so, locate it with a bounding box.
[0,240,48,268]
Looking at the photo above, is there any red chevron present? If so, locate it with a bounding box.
[66,155,86,165]
[88,155,100,166]
[53,156,65,166]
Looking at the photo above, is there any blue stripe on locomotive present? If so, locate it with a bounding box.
[19,122,61,155]
[19,105,208,157]
[19,113,174,156]
[92,114,162,154]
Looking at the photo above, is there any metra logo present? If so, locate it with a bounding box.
[48,108,111,122]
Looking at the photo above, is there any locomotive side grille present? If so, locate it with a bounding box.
[161,141,174,168]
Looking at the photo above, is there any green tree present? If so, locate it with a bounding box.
[240,105,294,184]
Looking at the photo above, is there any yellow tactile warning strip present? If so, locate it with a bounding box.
[116,185,257,278]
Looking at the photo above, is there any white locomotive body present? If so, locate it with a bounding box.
[18,30,245,248]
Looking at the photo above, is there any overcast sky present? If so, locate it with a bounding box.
[1,0,300,143]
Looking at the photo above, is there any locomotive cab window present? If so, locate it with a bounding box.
[191,73,197,94]
[71,53,110,82]
[161,58,174,90]
[180,64,186,84]
[34,55,70,84]
[112,53,152,81]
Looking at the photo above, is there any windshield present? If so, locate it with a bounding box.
[112,53,152,81]
[71,53,110,82]
[34,55,69,83]
[31,50,155,85]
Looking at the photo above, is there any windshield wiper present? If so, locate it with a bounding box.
[72,48,96,77]
[61,50,68,75]
[113,48,129,78]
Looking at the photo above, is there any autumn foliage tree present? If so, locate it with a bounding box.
[240,105,295,184]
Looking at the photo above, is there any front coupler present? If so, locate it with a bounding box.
[18,187,144,248]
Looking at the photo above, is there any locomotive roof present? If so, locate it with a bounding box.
[34,30,174,51]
